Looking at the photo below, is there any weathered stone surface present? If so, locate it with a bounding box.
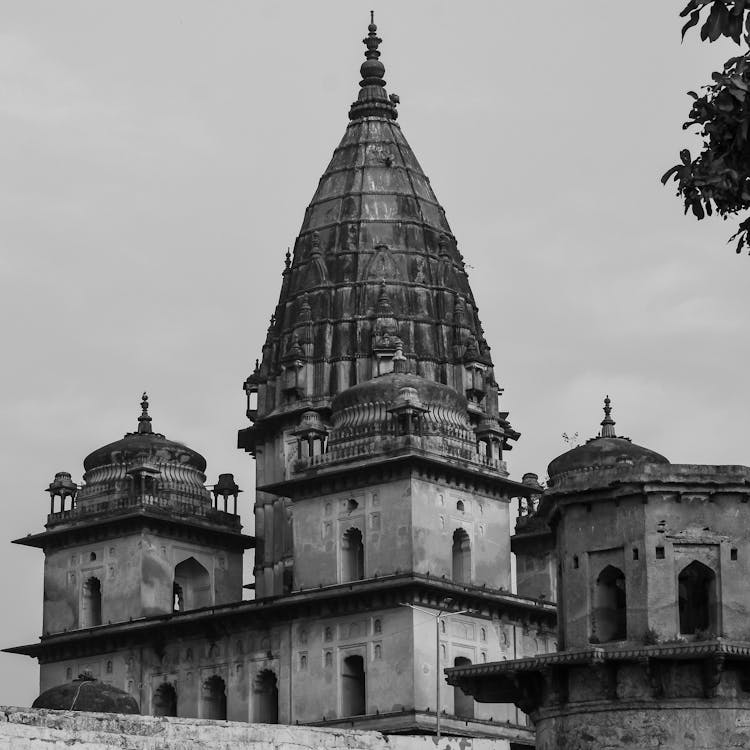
[535,702,750,750]
[0,707,511,750]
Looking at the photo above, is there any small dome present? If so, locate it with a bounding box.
[548,437,669,482]
[332,372,466,421]
[547,397,668,483]
[83,393,206,474]
[32,674,140,714]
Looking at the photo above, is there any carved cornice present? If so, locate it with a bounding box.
[4,573,554,663]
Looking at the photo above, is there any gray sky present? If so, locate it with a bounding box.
[1,1,748,707]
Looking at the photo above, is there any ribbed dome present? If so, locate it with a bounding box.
[77,395,210,506]
[330,371,471,445]
[83,394,206,475]
[32,674,140,714]
[333,371,466,416]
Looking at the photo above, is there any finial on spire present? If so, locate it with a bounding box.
[284,248,291,271]
[349,12,397,121]
[600,395,616,438]
[138,392,153,434]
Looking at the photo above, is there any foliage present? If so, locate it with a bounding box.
[664,1,750,253]
[642,627,661,645]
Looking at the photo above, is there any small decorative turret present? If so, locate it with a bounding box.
[46,471,78,514]
[213,473,242,514]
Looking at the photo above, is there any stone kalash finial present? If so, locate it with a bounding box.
[349,12,398,121]
[137,392,153,435]
[599,395,617,438]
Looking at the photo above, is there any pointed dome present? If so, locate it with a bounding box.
[260,17,492,391]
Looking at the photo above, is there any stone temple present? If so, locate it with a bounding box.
[7,16,750,750]
[4,17,553,750]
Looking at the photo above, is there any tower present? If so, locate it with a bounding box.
[7,18,554,741]
[11,395,251,696]
[448,399,750,749]
[235,16,555,739]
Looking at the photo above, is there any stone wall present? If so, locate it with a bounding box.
[0,707,512,750]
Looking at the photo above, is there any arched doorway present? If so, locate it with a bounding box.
[452,529,471,584]
[341,654,366,716]
[453,656,474,718]
[592,565,626,642]
[679,560,717,635]
[81,577,102,628]
[152,682,177,717]
[201,675,226,720]
[253,670,279,724]
[173,557,211,610]
[342,528,364,582]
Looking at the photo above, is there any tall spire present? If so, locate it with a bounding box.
[137,392,153,434]
[349,12,398,121]
[600,395,616,438]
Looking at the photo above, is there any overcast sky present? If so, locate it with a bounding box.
[1,1,748,707]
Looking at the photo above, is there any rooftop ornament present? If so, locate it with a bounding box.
[599,395,617,438]
[349,12,398,121]
[137,392,153,435]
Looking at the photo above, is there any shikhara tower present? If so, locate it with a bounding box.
[239,15,519,600]
[7,17,553,744]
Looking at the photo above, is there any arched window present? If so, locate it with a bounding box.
[105,660,112,674]
[253,670,279,724]
[342,528,364,582]
[152,682,177,717]
[452,529,471,584]
[456,500,465,512]
[592,565,626,642]
[453,657,474,718]
[81,577,102,628]
[173,582,184,612]
[201,675,226,720]
[679,560,717,635]
[373,619,382,634]
[173,557,211,611]
[341,655,366,716]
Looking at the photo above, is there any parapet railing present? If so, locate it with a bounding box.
[47,487,240,529]
[293,432,507,476]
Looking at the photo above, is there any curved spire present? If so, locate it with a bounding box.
[349,12,398,121]
[599,395,616,438]
[137,392,153,434]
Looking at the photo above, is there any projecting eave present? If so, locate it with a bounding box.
[12,509,254,550]
[4,572,554,660]
[446,639,750,711]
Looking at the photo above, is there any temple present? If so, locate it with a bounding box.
[5,18,554,749]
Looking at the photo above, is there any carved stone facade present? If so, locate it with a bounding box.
[448,400,750,748]
[5,18,553,748]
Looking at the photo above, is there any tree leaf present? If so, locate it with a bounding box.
[682,9,702,38]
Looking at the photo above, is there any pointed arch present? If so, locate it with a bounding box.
[342,527,364,582]
[173,557,211,610]
[152,682,177,717]
[81,577,102,628]
[253,670,279,724]
[678,560,717,635]
[201,675,226,720]
[452,528,471,584]
[592,565,626,642]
